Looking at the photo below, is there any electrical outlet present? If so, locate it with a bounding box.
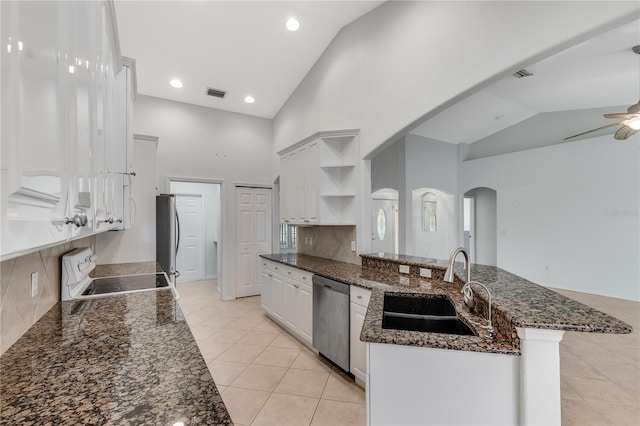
[31,272,38,297]
[399,265,410,274]
[351,241,356,252]
[420,268,432,278]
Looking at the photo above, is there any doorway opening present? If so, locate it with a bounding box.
[463,187,497,266]
[169,180,222,290]
[371,188,399,254]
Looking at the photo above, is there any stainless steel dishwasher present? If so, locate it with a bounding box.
[312,275,350,372]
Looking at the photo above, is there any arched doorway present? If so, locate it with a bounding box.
[463,187,497,266]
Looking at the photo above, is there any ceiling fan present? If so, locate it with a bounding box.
[564,45,640,141]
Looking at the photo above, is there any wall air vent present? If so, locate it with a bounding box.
[206,88,226,98]
[513,69,534,78]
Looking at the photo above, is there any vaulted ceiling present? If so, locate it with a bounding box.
[410,20,640,145]
[115,1,382,119]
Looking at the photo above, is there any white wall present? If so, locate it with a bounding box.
[459,136,640,301]
[412,188,454,261]
[464,187,497,266]
[273,1,638,161]
[97,138,157,264]
[170,181,220,279]
[133,95,273,300]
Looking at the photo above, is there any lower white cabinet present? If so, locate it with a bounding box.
[260,259,313,347]
[350,286,371,385]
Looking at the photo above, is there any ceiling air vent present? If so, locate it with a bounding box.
[513,69,534,78]
[206,88,226,98]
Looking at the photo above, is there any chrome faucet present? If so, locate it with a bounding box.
[443,247,471,284]
[461,281,494,338]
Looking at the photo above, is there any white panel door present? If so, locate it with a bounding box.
[236,187,272,298]
[176,194,204,283]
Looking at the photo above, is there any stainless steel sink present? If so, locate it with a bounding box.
[382,294,476,336]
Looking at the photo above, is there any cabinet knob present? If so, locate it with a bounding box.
[65,213,88,228]
[288,271,291,275]
[357,295,362,299]
[294,284,299,289]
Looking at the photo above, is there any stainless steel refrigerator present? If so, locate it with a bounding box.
[156,194,180,284]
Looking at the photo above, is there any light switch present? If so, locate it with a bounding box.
[399,265,410,274]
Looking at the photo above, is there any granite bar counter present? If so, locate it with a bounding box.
[0,290,232,425]
[261,252,632,355]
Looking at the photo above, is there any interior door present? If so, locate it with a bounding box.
[236,187,272,298]
[176,194,204,283]
[371,199,396,254]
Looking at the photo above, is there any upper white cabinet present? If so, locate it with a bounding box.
[279,130,358,225]
[0,1,132,259]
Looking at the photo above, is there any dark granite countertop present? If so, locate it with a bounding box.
[0,290,232,425]
[260,253,632,355]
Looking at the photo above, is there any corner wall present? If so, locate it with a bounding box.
[132,95,273,300]
[96,137,158,264]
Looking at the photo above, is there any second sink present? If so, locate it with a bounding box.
[382,293,476,336]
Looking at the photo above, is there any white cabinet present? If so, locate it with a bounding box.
[278,130,358,225]
[1,1,72,256]
[297,279,313,344]
[350,286,371,385]
[0,1,134,259]
[260,259,313,347]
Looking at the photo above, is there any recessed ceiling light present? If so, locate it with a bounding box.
[286,17,300,32]
[244,95,255,104]
[170,78,183,88]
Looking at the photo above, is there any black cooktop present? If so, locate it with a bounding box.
[81,273,170,296]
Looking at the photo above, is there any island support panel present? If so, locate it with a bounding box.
[366,342,519,425]
[517,327,565,426]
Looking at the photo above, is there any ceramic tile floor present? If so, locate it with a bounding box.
[177,280,639,426]
[177,280,366,426]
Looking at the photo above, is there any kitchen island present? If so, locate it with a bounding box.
[0,289,232,425]
[260,252,632,425]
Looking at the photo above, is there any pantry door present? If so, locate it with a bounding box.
[236,187,272,298]
[176,194,204,283]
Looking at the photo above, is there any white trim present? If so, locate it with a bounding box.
[121,56,137,101]
[133,134,158,143]
[103,0,122,74]
[277,129,360,156]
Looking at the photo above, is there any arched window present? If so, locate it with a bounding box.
[422,192,437,232]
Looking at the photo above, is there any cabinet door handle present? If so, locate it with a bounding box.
[357,295,362,299]
[302,276,306,280]
[268,274,273,278]
[294,284,299,289]
[303,220,310,223]
[288,271,291,275]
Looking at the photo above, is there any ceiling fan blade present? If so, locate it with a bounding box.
[603,113,636,119]
[614,125,639,140]
[563,121,625,140]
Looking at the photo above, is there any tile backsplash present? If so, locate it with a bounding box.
[0,236,95,355]
[297,225,360,265]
